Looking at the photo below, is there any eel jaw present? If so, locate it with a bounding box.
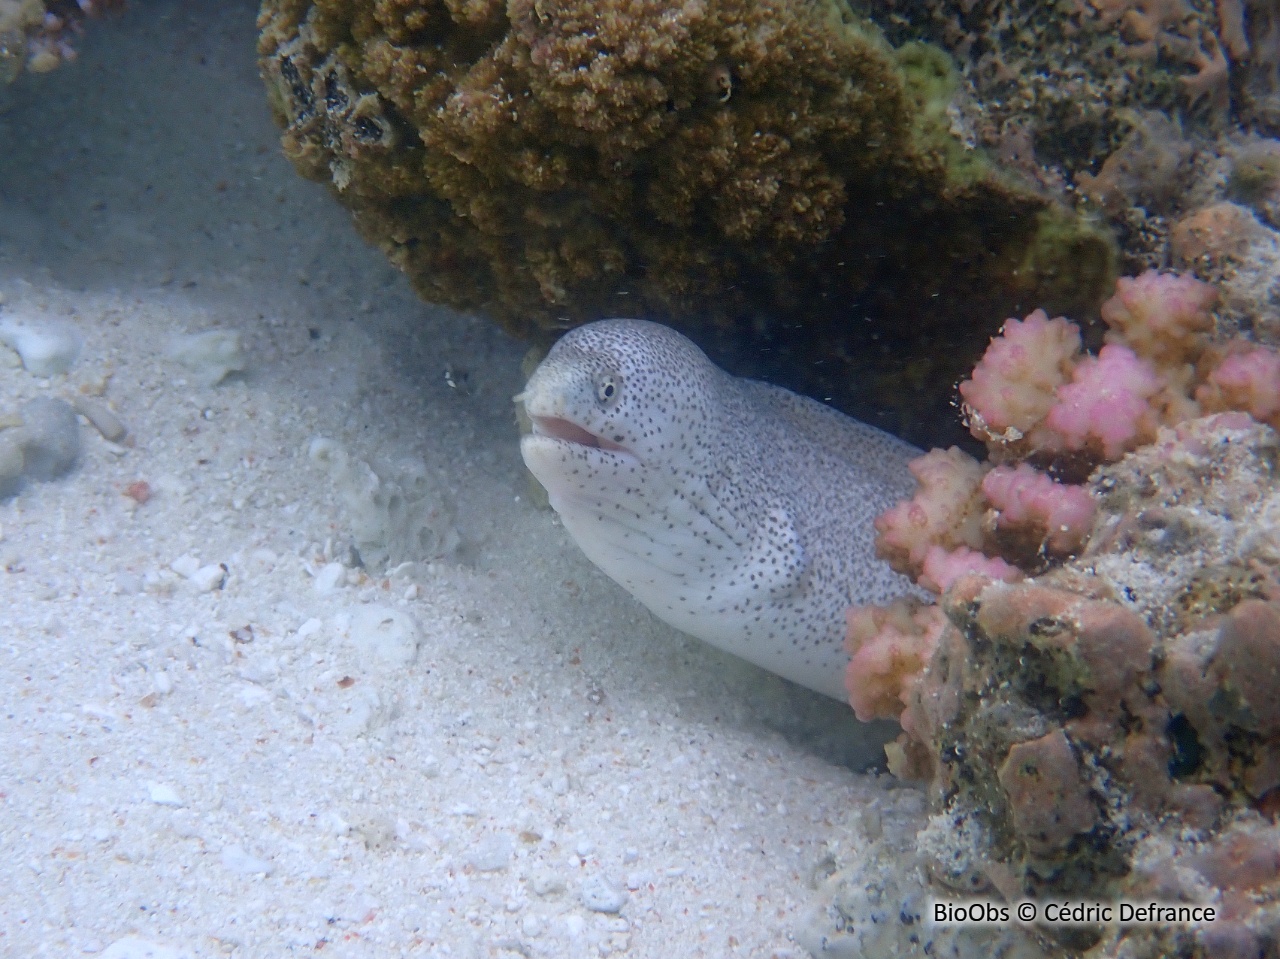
[530,414,632,454]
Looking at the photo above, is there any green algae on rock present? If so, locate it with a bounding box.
[256,0,1114,447]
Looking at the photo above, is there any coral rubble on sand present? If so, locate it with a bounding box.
[829,272,1280,958]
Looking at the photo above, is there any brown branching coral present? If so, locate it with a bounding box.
[257,0,1115,447]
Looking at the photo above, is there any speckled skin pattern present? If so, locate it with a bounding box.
[519,319,922,700]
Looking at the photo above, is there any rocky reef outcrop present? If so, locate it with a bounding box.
[824,269,1280,957]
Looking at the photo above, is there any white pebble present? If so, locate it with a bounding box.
[296,617,323,640]
[468,834,513,872]
[581,874,628,913]
[220,843,275,876]
[236,685,272,709]
[146,782,184,807]
[237,657,279,685]
[170,555,201,579]
[168,329,247,386]
[312,562,345,594]
[0,315,82,376]
[189,563,227,592]
[70,394,127,442]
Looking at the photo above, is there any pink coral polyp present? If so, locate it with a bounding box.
[1044,344,1162,459]
[873,447,986,577]
[1197,346,1280,429]
[959,309,1081,440]
[918,545,1021,594]
[981,463,1096,556]
[1101,269,1218,368]
[844,599,947,723]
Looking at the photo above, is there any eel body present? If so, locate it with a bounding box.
[518,319,921,700]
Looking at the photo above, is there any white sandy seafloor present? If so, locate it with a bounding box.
[0,3,930,957]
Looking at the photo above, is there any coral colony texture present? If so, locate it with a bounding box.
[857,0,1269,188]
[0,0,124,83]
[843,270,1280,958]
[255,0,1115,445]
[860,0,1280,338]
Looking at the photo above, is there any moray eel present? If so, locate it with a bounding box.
[518,319,921,700]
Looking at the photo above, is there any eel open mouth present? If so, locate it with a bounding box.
[531,415,631,454]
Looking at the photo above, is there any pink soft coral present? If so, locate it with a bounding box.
[957,271,1223,469]
[1197,346,1280,429]
[918,545,1022,594]
[1042,344,1163,460]
[855,270,1279,743]
[844,599,947,724]
[981,464,1097,558]
[1101,269,1218,370]
[873,447,986,579]
[959,309,1081,449]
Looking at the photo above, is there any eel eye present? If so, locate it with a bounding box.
[596,375,620,406]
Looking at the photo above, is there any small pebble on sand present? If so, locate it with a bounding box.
[168,329,247,386]
[0,314,82,375]
[312,561,345,593]
[581,874,629,914]
[146,782,184,807]
[19,397,80,480]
